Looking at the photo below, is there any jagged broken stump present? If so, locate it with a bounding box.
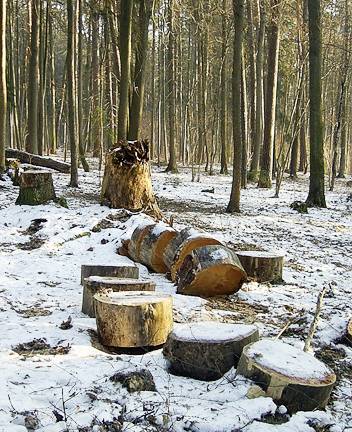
[82,276,156,317]
[176,245,247,296]
[16,170,56,205]
[80,263,139,284]
[95,291,173,348]
[101,140,161,218]
[236,250,284,283]
[237,339,336,413]
[163,322,259,381]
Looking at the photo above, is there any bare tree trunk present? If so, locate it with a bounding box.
[220,0,228,175]
[306,0,326,207]
[67,0,78,187]
[227,0,245,213]
[0,0,6,172]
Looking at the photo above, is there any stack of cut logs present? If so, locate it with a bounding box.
[120,221,285,297]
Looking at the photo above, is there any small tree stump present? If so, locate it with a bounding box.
[80,264,139,285]
[163,322,259,381]
[237,339,336,413]
[16,170,56,205]
[235,251,284,283]
[82,276,156,317]
[176,245,247,297]
[95,291,173,348]
[170,234,223,282]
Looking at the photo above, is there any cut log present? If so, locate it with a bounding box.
[171,234,223,281]
[80,263,139,285]
[237,339,336,413]
[16,170,56,205]
[236,250,284,283]
[163,227,198,270]
[346,317,352,346]
[133,223,177,272]
[82,276,155,317]
[101,141,161,218]
[6,149,70,173]
[176,245,247,297]
[95,291,173,348]
[124,222,155,262]
[163,321,259,381]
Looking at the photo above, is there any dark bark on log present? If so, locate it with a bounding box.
[164,322,259,381]
[6,149,70,173]
[163,227,198,271]
[82,276,155,317]
[176,245,247,297]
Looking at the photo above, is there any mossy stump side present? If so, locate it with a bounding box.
[16,171,56,205]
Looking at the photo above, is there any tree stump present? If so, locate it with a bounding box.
[95,291,173,348]
[126,222,177,272]
[163,227,198,270]
[101,141,161,218]
[82,276,156,317]
[163,321,259,381]
[16,170,56,205]
[80,264,139,285]
[235,250,284,283]
[170,233,223,281]
[237,339,336,413]
[176,245,247,297]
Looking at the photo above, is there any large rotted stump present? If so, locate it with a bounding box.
[125,222,177,273]
[235,250,284,283]
[176,245,247,297]
[82,276,156,317]
[16,170,56,205]
[163,322,259,381]
[237,339,336,413]
[95,291,173,348]
[80,264,139,285]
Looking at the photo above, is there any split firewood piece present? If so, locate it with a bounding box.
[176,245,247,297]
[101,140,161,218]
[80,264,139,285]
[163,321,259,381]
[235,250,284,283]
[170,232,223,281]
[138,223,177,272]
[95,291,173,348]
[237,339,336,413]
[16,170,56,205]
[82,276,156,318]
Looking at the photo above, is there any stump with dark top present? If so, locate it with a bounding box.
[80,264,139,285]
[235,250,284,283]
[237,339,336,413]
[163,322,259,381]
[95,291,173,348]
[16,170,56,205]
[176,245,247,297]
[82,276,156,317]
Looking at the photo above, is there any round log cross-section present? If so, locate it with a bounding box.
[236,339,336,413]
[80,264,139,285]
[235,251,284,283]
[16,170,56,205]
[176,245,247,297]
[95,291,173,348]
[163,322,259,381]
[82,276,156,318]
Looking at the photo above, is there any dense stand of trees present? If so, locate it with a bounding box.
[0,0,351,210]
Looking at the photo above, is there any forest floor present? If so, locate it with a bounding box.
[0,161,351,432]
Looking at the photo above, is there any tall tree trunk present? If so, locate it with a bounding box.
[165,0,178,172]
[227,0,245,213]
[117,0,133,141]
[67,0,78,187]
[0,0,6,172]
[26,0,40,154]
[306,0,326,207]
[258,0,280,188]
[220,0,228,175]
[91,1,101,156]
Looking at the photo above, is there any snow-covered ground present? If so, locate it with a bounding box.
[0,162,351,432]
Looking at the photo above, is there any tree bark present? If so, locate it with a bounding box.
[0,0,6,172]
